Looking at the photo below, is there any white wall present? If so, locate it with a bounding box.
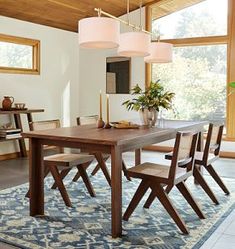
[0,16,79,155]
[0,9,234,156]
[78,8,146,122]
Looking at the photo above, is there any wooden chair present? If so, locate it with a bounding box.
[74,115,131,185]
[123,131,205,234]
[156,123,229,207]
[194,123,229,195]
[26,119,96,207]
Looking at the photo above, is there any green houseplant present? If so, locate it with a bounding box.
[122,81,175,126]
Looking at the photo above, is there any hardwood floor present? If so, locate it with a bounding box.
[0,151,234,248]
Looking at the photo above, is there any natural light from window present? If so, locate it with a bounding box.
[152,0,228,39]
[152,45,227,122]
[151,0,228,124]
[0,41,33,69]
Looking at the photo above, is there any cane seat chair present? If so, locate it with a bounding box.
[194,123,229,195]
[26,119,95,207]
[74,115,131,185]
[123,131,205,234]
[156,123,229,208]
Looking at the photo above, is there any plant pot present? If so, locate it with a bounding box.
[139,108,158,127]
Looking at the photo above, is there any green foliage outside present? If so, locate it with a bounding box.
[0,42,32,69]
[152,2,227,122]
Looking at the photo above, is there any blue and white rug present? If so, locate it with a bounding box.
[0,166,234,249]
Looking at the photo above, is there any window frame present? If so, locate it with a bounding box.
[0,33,40,75]
[145,0,235,140]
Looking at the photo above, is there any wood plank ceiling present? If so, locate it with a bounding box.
[151,0,205,20]
[0,0,158,32]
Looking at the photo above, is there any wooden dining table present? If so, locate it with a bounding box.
[22,119,207,238]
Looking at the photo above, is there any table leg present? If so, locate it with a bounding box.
[135,149,141,166]
[29,138,44,216]
[111,146,122,238]
[14,114,27,157]
[27,113,33,124]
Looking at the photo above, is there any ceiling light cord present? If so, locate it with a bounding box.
[127,0,130,24]
[139,0,143,30]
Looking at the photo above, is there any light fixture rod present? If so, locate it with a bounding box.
[94,8,152,35]
[139,0,143,29]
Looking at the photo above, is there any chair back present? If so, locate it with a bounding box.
[168,131,198,182]
[29,119,62,152]
[29,119,60,131]
[203,123,223,162]
[77,115,99,126]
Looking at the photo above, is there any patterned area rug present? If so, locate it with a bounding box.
[0,166,234,249]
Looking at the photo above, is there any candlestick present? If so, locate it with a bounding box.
[97,90,105,128]
[107,94,109,123]
[99,90,102,120]
[104,94,111,129]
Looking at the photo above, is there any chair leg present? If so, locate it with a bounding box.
[165,184,174,194]
[143,184,173,209]
[51,168,72,189]
[25,166,50,198]
[123,180,150,221]
[122,160,131,181]
[72,161,92,182]
[91,164,100,176]
[78,165,96,197]
[143,190,156,209]
[72,169,80,182]
[95,153,111,186]
[49,165,72,207]
[91,155,109,176]
[193,166,219,205]
[206,164,230,195]
[151,183,189,234]
[176,182,206,219]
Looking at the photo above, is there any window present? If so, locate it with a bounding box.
[153,0,228,39]
[146,0,235,138]
[152,45,227,123]
[0,34,40,74]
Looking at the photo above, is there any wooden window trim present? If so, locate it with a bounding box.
[145,0,235,141]
[0,33,40,75]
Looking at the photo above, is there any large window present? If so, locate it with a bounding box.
[152,45,227,122]
[150,0,228,126]
[153,0,228,39]
[0,34,40,74]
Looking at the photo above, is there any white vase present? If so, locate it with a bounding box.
[139,108,158,127]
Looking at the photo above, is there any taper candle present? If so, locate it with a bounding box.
[106,94,109,124]
[99,90,102,119]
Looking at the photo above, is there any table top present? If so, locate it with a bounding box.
[0,109,44,114]
[22,120,207,146]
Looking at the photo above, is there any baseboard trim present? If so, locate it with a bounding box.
[143,145,235,159]
[0,152,21,161]
[143,145,173,152]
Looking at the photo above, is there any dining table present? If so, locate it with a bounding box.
[22,119,207,238]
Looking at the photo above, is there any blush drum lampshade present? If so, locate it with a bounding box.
[117,32,151,57]
[78,17,120,49]
[144,42,173,63]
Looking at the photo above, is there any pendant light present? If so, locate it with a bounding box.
[144,41,173,63]
[118,32,150,57]
[78,9,120,49]
[117,0,150,57]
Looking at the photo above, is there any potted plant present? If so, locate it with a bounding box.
[122,80,175,126]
